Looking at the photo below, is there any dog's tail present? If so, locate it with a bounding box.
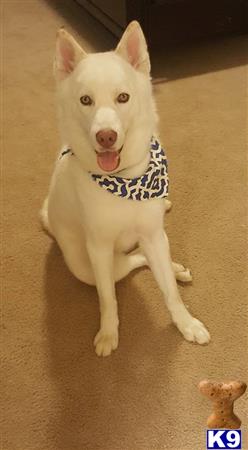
[165,199,172,212]
[40,197,53,236]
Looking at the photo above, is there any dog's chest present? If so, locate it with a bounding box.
[52,151,166,243]
[73,163,165,236]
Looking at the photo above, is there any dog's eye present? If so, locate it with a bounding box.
[117,92,130,103]
[80,95,93,106]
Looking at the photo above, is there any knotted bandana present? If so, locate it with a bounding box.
[60,137,169,201]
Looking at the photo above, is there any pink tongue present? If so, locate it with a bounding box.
[97,151,120,172]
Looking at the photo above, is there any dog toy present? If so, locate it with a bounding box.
[198,380,247,429]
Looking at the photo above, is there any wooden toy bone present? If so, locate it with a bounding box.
[199,380,247,429]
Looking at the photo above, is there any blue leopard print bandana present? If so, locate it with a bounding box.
[91,138,169,201]
[60,137,169,201]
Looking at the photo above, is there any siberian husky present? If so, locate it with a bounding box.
[41,21,210,356]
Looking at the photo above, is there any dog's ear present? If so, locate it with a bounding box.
[115,21,150,75]
[54,28,87,81]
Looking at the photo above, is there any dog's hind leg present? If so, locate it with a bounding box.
[57,234,95,286]
[58,234,147,286]
[114,251,192,283]
[114,251,147,282]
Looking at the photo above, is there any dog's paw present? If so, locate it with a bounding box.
[94,329,119,357]
[177,317,210,345]
[176,268,192,283]
[173,263,192,283]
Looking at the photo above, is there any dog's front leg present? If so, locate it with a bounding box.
[140,230,210,344]
[86,239,119,356]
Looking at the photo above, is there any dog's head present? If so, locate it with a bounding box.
[54,21,157,174]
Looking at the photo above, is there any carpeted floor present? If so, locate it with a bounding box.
[2,1,248,449]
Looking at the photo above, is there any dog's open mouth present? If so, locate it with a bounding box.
[95,147,122,172]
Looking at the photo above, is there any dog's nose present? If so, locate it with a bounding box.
[96,129,117,148]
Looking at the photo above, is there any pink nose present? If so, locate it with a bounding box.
[96,129,117,148]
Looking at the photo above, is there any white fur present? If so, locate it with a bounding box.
[42,22,210,356]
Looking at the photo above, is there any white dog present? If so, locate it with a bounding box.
[41,21,210,356]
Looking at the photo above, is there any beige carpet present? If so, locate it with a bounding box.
[2,1,248,449]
